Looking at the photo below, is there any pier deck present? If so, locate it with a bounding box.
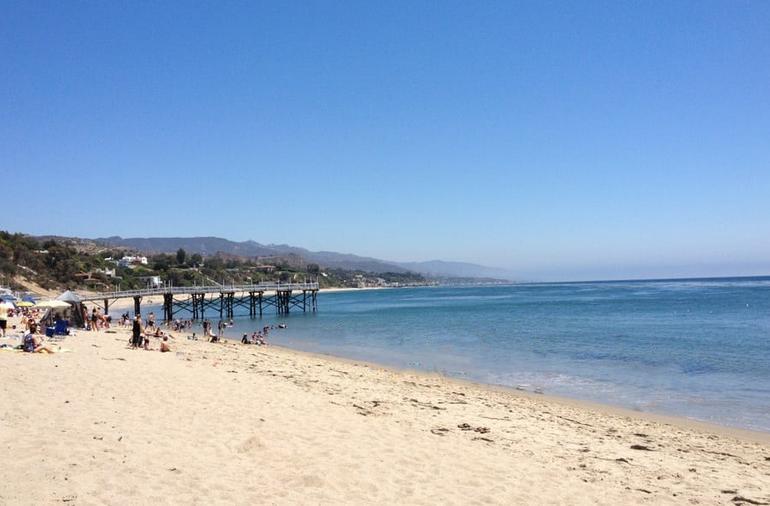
[82,282,319,320]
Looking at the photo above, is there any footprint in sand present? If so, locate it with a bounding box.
[236,435,264,454]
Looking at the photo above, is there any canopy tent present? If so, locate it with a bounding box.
[56,290,85,328]
[57,290,83,303]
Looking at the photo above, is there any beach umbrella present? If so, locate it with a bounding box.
[34,300,71,309]
[0,301,14,310]
[22,295,37,303]
[16,301,35,307]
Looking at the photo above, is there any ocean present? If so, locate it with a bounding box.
[150,277,770,432]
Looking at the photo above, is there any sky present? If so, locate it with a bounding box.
[2,1,770,281]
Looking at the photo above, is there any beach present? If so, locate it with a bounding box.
[1,321,768,505]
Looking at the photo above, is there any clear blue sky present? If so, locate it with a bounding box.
[2,1,769,281]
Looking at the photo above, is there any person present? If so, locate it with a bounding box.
[91,308,99,331]
[217,320,224,338]
[241,333,249,344]
[131,314,143,348]
[23,323,57,353]
[0,302,8,337]
[160,335,171,353]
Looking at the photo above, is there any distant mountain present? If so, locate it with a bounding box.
[95,236,515,280]
[395,260,516,281]
[96,236,411,273]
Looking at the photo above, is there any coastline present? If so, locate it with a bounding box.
[267,343,770,445]
[1,319,767,504]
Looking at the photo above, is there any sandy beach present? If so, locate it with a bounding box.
[1,320,768,505]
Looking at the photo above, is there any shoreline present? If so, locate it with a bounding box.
[70,293,770,436]
[263,342,770,444]
[1,319,768,504]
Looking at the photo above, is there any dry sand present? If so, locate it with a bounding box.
[0,320,768,505]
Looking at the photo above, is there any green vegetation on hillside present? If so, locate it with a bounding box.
[0,231,428,293]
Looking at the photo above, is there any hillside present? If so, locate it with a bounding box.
[95,236,514,280]
[0,231,429,293]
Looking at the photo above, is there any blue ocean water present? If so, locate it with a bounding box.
[153,277,770,432]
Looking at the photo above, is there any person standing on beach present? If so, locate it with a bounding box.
[0,302,8,337]
[131,314,143,348]
[91,308,99,331]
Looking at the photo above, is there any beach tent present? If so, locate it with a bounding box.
[57,290,83,304]
[56,290,85,328]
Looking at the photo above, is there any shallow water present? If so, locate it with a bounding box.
[144,277,770,432]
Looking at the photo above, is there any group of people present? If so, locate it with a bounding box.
[1,304,44,338]
[130,313,172,352]
[87,307,111,330]
[241,331,267,345]
[240,325,284,345]
[3,298,287,355]
[171,319,194,332]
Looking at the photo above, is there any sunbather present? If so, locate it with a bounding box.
[23,324,57,353]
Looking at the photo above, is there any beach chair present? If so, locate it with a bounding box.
[49,320,69,341]
[55,320,69,335]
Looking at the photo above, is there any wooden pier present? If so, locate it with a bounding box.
[81,282,319,321]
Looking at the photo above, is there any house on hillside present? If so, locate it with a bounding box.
[137,275,162,288]
[118,256,148,268]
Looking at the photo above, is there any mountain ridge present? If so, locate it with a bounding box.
[95,236,516,281]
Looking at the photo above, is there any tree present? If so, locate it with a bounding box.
[190,253,203,267]
[176,248,187,265]
[152,255,171,272]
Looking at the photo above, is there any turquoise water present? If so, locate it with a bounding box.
[154,277,770,431]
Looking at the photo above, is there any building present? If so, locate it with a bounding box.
[118,256,149,268]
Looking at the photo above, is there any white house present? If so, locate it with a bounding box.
[118,256,149,268]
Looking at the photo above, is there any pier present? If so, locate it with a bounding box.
[80,282,319,321]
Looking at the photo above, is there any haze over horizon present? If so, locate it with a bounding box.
[3,2,769,281]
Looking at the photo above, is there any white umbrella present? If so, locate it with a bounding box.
[34,300,71,309]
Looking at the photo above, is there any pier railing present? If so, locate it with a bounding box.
[80,282,320,302]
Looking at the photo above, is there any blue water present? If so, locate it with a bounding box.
[146,277,770,432]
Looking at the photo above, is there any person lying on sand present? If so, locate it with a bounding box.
[160,336,171,353]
